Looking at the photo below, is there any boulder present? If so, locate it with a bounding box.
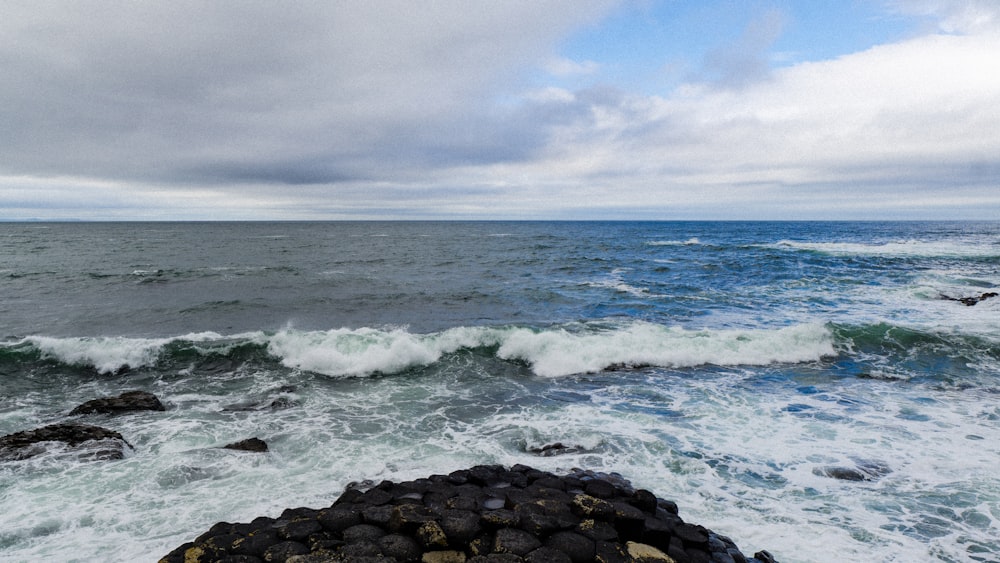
[222,437,269,453]
[1,422,131,461]
[69,390,165,416]
[939,291,998,306]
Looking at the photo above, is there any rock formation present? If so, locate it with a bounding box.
[160,464,778,563]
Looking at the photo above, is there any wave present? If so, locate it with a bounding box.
[771,239,1000,258]
[647,238,702,246]
[1,322,838,378]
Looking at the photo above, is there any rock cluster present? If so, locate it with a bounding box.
[0,390,263,461]
[0,422,132,461]
[160,464,778,563]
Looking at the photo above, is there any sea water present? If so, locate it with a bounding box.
[1,221,998,562]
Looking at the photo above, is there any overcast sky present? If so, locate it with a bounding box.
[2,0,999,220]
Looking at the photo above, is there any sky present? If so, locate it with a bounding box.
[1,0,999,221]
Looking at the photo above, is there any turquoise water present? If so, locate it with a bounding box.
[1,221,999,562]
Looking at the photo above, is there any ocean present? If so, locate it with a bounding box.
[1,221,998,562]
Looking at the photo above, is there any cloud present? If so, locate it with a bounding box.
[699,9,787,89]
[0,0,617,187]
[887,0,1000,33]
[491,25,1000,218]
[2,1,999,220]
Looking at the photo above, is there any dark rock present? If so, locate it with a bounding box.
[594,540,629,563]
[361,504,394,527]
[754,550,778,563]
[674,523,710,547]
[317,508,361,532]
[69,390,165,416]
[575,519,618,542]
[416,520,449,549]
[223,437,269,453]
[631,489,659,513]
[0,422,131,461]
[526,442,586,457]
[642,517,673,551]
[441,509,482,544]
[377,533,421,562]
[610,501,646,542]
[544,531,594,563]
[571,494,615,520]
[389,504,438,534]
[480,509,520,530]
[940,291,998,306]
[161,465,779,563]
[276,518,322,542]
[468,555,522,563]
[525,546,572,562]
[494,527,542,556]
[262,540,309,561]
[342,524,387,544]
[231,530,280,557]
[336,540,383,558]
[814,459,891,482]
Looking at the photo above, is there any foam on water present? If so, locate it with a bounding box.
[7,322,838,379]
[772,239,1000,258]
[5,357,998,562]
[21,333,225,374]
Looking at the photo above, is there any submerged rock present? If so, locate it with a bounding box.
[814,459,891,482]
[0,422,132,461]
[526,442,587,457]
[939,292,998,306]
[69,390,165,416]
[160,464,779,563]
[222,437,269,453]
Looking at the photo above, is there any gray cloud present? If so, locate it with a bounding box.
[1,1,616,186]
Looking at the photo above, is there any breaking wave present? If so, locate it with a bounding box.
[2,322,837,378]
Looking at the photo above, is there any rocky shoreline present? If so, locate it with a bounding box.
[159,464,778,563]
[3,390,780,562]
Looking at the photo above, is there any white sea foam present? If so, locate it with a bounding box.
[14,323,837,378]
[647,237,702,246]
[584,268,653,297]
[22,333,225,374]
[263,322,836,378]
[495,322,836,377]
[772,239,1000,258]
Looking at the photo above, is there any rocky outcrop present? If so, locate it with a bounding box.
[223,437,269,453]
[160,464,778,563]
[939,292,998,306]
[0,422,132,461]
[69,390,165,416]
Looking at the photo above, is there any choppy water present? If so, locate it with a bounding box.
[1,221,999,562]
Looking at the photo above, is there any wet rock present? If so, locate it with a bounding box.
[526,442,586,457]
[69,390,165,416]
[160,464,779,563]
[814,459,891,482]
[0,422,131,461]
[223,437,269,453]
[940,291,998,306]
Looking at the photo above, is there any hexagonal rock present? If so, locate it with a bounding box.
[493,527,541,556]
[158,464,780,563]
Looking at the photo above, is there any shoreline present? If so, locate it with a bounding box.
[159,464,778,563]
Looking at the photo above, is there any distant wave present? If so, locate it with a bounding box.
[772,239,1000,258]
[2,322,838,378]
[647,238,702,246]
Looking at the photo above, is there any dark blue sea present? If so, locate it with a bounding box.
[2,221,998,562]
